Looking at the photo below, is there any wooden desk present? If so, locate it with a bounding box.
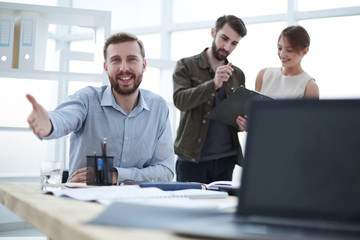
[0,182,236,240]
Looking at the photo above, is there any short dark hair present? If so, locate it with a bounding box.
[279,25,310,53]
[103,32,145,60]
[215,15,247,37]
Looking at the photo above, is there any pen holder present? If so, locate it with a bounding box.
[86,155,114,185]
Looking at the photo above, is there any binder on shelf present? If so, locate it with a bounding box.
[12,14,48,70]
[0,16,15,69]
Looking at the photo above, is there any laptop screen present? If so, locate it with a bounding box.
[237,100,360,222]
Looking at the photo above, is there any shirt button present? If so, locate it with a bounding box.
[197,138,202,143]
[207,101,211,105]
[202,119,206,124]
[122,159,126,162]
[191,158,196,162]
[211,93,215,97]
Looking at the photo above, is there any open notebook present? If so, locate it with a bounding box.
[169,99,360,239]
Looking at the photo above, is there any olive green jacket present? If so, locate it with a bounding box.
[173,48,246,165]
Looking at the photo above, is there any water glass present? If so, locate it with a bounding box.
[40,161,63,191]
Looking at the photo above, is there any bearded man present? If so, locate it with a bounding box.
[172,15,247,184]
[27,32,174,184]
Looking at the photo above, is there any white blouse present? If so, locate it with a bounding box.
[260,67,312,99]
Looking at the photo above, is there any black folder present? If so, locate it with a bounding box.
[205,86,273,128]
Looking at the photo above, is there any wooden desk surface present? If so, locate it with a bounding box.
[0,182,236,240]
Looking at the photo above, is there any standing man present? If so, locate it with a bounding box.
[27,32,174,184]
[173,15,247,184]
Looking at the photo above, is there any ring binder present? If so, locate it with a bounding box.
[0,16,15,69]
[12,14,48,70]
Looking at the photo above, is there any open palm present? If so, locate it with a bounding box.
[26,94,52,137]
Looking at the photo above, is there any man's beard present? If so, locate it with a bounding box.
[211,40,229,61]
[110,71,142,96]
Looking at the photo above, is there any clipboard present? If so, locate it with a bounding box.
[205,86,273,128]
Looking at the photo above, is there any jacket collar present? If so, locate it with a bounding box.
[199,48,229,71]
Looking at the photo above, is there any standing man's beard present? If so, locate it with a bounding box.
[211,40,229,61]
[110,72,143,96]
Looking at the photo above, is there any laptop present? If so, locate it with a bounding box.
[169,99,360,240]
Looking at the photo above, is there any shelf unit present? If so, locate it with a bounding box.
[0,2,111,78]
[0,2,111,179]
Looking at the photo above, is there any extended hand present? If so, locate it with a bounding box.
[214,62,234,90]
[26,94,52,137]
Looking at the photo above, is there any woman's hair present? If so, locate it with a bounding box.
[278,25,310,53]
[103,32,145,60]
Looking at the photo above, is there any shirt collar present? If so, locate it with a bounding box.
[137,89,150,112]
[101,86,150,114]
[101,85,113,107]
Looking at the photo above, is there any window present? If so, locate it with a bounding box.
[171,29,210,61]
[172,0,287,23]
[0,79,58,128]
[300,15,360,98]
[299,0,360,11]
[72,0,162,29]
[138,34,161,59]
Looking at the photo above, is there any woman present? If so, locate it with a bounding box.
[255,25,319,99]
[235,26,319,130]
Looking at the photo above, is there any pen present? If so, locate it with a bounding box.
[93,152,97,183]
[103,137,107,156]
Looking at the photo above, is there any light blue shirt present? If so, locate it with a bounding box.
[44,85,174,182]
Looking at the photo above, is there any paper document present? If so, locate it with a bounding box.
[47,185,228,206]
[201,180,240,196]
[203,180,240,189]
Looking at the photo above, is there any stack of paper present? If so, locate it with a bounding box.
[47,185,229,209]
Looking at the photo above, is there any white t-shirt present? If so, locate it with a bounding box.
[260,67,312,99]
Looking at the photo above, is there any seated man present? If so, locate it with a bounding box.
[26,32,174,184]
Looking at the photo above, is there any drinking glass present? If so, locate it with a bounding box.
[40,161,63,191]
